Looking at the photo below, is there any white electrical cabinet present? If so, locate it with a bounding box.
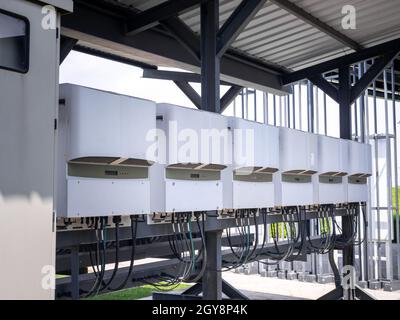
[57,84,156,217]
[314,136,349,204]
[347,140,372,203]
[275,128,318,206]
[222,117,279,210]
[150,103,229,213]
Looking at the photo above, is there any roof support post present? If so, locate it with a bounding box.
[200,0,223,301]
[200,0,220,113]
[339,65,352,140]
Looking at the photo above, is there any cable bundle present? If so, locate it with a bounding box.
[84,215,139,297]
[143,212,207,291]
[222,209,259,271]
[307,204,338,254]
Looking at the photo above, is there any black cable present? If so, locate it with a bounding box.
[101,216,121,291]
[110,215,138,291]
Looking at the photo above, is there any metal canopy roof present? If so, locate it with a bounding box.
[98,0,400,71]
[61,0,400,94]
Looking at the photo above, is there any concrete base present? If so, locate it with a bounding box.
[297,273,308,282]
[277,271,286,279]
[358,281,368,289]
[368,281,381,290]
[266,270,278,278]
[305,274,317,283]
[383,280,400,292]
[234,267,244,274]
[287,271,298,280]
[317,274,334,284]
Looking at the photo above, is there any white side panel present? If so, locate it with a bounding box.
[0,0,59,299]
[318,136,349,174]
[67,179,150,217]
[157,103,230,166]
[233,181,275,209]
[222,167,233,209]
[165,180,223,212]
[317,183,348,204]
[280,128,318,172]
[279,182,315,206]
[348,183,369,203]
[229,117,279,169]
[348,141,372,176]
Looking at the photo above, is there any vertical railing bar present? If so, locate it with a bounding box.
[383,68,393,280]
[391,62,400,280]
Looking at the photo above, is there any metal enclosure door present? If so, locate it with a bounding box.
[0,0,60,299]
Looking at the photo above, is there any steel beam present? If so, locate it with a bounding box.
[173,81,202,109]
[73,45,157,70]
[60,36,78,64]
[283,38,400,85]
[220,86,243,113]
[61,2,287,93]
[160,17,202,62]
[125,0,201,36]
[270,0,362,52]
[308,74,339,103]
[350,51,400,104]
[217,0,266,57]
[142,68,232,86]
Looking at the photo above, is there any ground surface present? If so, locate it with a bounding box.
[222,272,400,300]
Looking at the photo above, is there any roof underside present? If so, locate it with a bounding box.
[99,0,400,71]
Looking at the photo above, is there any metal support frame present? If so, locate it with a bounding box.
[216,0,266,57]
[60,36,78,64]
[297,50,400,110]
[173,81,202,109]
[125,0,201,36]
[220,85,243,113]
[282,38,400,86]
[62,1,286,93]
[143,68,242,112]
[160,18,202,62]
[73,44,157,70]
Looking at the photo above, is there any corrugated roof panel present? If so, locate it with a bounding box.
[99,0,400,71]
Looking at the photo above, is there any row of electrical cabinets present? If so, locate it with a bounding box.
[56,84,372,218]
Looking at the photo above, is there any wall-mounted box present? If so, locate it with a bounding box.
[314,136,349,205]
[57,84,156,217]
[275,128,318,206]
[347,140,372,203]
[150,103,229,213]
[222,117,279,210]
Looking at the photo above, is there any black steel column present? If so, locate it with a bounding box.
[200,0,223,300]
[70,246,80,300]
[338,65,355,299]
[339,66,352,140]
[201,0,220,113]
[203,228,223,300]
